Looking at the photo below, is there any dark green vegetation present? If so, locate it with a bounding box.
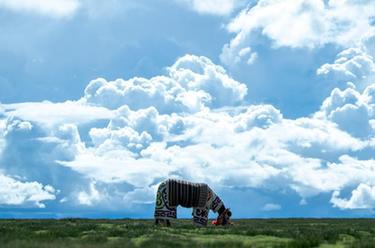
[0,219,374,248]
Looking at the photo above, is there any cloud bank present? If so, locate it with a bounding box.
[1,50,375,216]
[83,55,247,113]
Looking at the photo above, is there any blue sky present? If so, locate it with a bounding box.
[1,0,375,219]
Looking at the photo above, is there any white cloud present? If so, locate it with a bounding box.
[262,203,281,211]
[315,83,375,137]
[234,104,283,131]
[90,126,152,153]
[176,0,245,16]
[77,181,101,206]
[4,119,33,135]
[0,174,56,208]
[317,47,375,89]
[143,111,366,195]
[0,0,80,18]
[83,54,247,113]
[331,183,375,209]
[89,106,182,153]
[221,0,375,65]
[0,116,90,209]
[3,101,114,127]
[0,117,6,157]
[288,155,375,199]
[0,105,4,116]
[58,150,172,186]
[123,186,156,205]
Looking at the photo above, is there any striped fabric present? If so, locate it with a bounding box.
[167,179,208,208]
[154,178,225,226]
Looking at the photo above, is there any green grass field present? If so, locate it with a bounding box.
[1,219,374,248]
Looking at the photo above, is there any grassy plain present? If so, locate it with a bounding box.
[0,219,374,248]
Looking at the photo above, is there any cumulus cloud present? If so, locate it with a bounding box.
[331,183,375,209]
[2,50,375,216]
[176,0,245,16]
[234,104,283,131]
[14,98,373,211]
[313,46,375,137]
[89,105,185,153]
[1,103,374,213]
[315,83,375,137]
[288,155,375,199]
[221,0,375,65]
[0,0,80,18]
[137,109,373,202]
[317,47,375,89]
[0,174,56,208]
[83,54,247,113]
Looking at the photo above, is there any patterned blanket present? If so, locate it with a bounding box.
[154,178,224,226]
[167,179,208,208]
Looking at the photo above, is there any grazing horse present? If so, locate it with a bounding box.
[154,179,232,226]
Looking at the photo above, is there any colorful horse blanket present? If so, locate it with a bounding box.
[154,179,224,226]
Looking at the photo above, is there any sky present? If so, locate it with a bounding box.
[0,0,375,219]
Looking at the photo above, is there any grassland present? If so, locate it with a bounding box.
[0,219,374,248]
